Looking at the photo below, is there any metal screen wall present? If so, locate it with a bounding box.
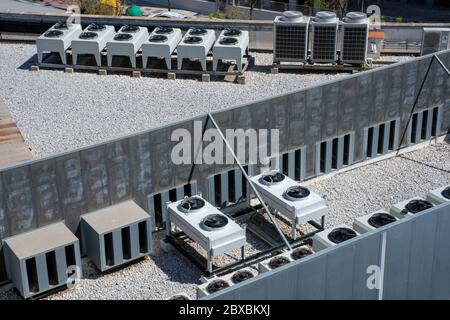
[205,203,450,300]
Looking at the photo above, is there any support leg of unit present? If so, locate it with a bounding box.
[241,246,245,260]
[200,58,207,72]
[177,58,183,70]
[207,251,213,273]
[37,52,43,64]
[142,56,148,69]
[321,216,325,229]
[59,51,67,65]
[165,56,171,70]
[130,56,136,69]
[94,53,101,67]
[107,54,113,67]
[236,56,243,72]
[291,220,296,241]
[72,53,78,66]
[212,58,219,72]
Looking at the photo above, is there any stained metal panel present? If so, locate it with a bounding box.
[106,140,132,204]
[287,91,307,150]
[0,173,10,240]
[385,66,403,120]
[370,69,387,125]
[338,78,356,135]
[321,83,339,140]
[129,133,152,207]
[325,244,355,299]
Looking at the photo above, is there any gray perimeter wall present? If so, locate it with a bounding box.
[0,50,449,283]
[205,203,450,300]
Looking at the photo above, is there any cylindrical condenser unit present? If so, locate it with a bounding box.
[341,12,369,65]
[310,11,339,64]
[273,11,310,63]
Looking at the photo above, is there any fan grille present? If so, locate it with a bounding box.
[327,228,357,244]
[275,25,307,60]
[342,26,368,63]
[207,280,229,293]
[312,25,337,61]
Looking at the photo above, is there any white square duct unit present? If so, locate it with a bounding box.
[312,225,359,252]
[390,197,434,219]
[273,11,310,63]
[249,171,328,239]
[141,26,182,69]
[421,28,450,56]
[340,12,369,65]
[258,246,313,273]
[310,11,339,64]
[212,28,249,72]
[353,210,397,234]
[106,25,148,68]
[71,24,116,66]
[426,185,450,205]
[166,195,246,273]
[197,268,256,298]
[177,28,216,71]
[36,22,82,65]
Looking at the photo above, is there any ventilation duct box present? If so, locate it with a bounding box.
[310,11,339,64]
[420,28,450,56]
[426,185,450,205]
[36,22,82,65]
[80,200,152,272]
[353,210,397,234]
[3,223,81,298]
[273,11,310,63]
[312,224,359,251]
[390,197,434,219]
[340,12,369,65]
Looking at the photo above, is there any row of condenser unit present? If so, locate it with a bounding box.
[273,10,370,65]
[1,200,152,298]
[196,183,450,298]
[36,22,249,71]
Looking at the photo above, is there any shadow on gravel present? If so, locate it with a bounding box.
[17,54,37,70]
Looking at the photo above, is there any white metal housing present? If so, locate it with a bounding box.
[352,210,397,234]
[340,12,369,65]
[312,224,359,252]
[421,28,450,56]
[141,26,182,69]
[36,22,82,65]
[106,25,148,68]
[176,28,216,71]
[166,195,246,272]
[310,11,339,63]
[197,268,256,298]
[249,171,328,239]
[213,29,249,72]
[390,197,434,219]
[71,24,116,66]
[273,11,310,63]
[426,185,450,205]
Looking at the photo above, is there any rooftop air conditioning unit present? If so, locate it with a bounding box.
[312,225,359,252]
[106,25,148,68]
[390,197,434,219]
[213,28,249,72]
[420,28,450,56]
[426,185,450,205]
[177,28,216,71]
[36,22,82,65]
[197,268,256,298]
[141,26,182,69]
[310,11,339,64]
[353,210,397,234]
[340,12,369,65]
[273,11,310,63]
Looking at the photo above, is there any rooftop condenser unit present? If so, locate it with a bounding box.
[340,12,369,65]
[310,11,339,64]
[420,28,450,56]
[273,11,310,63]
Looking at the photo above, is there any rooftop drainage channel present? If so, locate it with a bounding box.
[2,223,81,299]
[80,200,152,272]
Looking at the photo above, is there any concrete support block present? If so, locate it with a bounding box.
[64,67,74,74]
[168,72,176,80]
[271,67,279,74]
[237,75,246,85]
[30,66,39,72]
[202,73,210,82]
[132,71,141,78]
[98,69,107,76]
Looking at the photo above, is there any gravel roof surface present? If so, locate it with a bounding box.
[0,42,373,158]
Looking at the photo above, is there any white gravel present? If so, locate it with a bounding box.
[0,42,358,158]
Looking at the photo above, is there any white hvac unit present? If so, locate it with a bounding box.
[421,28,450,56]
[213,28,249,72]
[340,12,369,65]
[141,26,182,69]
[249,171,328,240]
[310,11,339,64]
[353,210,397,234]
[71,24,116,66]
[36,22,82,65]
[177,28,216,71]
[166,195,246,273]
[426,185,450,205]
[312,225,359,252]
[197,268,255,298]
[106,25,148,68]
[390,197,434,219]
[258,245,313,274]
[273,11,310,63]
